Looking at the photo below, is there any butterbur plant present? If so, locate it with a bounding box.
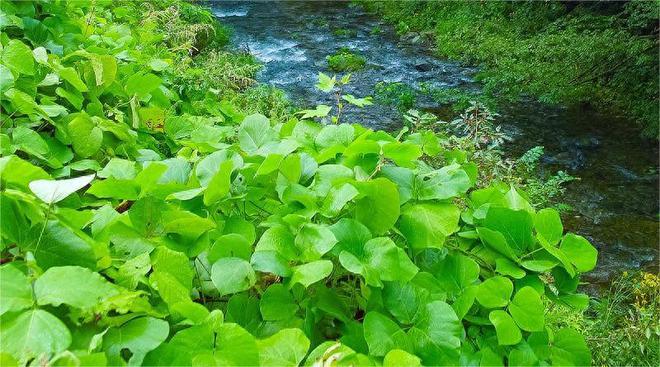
[0,0,598,366]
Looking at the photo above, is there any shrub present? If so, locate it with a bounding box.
[327,47,367,72]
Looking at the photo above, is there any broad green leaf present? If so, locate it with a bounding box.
[320,182,358,217]
[364,312,410,356]
[28,174,94,204]
[0,265,33,316]
[315,124,354,149]
[11,126,49,158]
[295,223,337,261]
[290,260,333,288]
[260,284,298,321]
[508,286,545,332]
[476,276,513,308]
[534,208,563,245]
[550,328,591,366]
[29,220,96,270]
[0,64,15,92]
[483,207,534,255]
[383,281,427,324]
[414,164,471,200]
[125,72,162,98]
[399,203,460,250]
[477,227,519,261]
[489,310,522,346]
[208,234,252,262]
[211,323,260,366]
[560,233,597,272]
[211,257,256,296]
[0,309,71,362]
[56,65,88,92]
[34,266,119,309]
[256,328,310,367]
[68,115,103,158]
[383,349,421,367]
[355,177,400,235]
[2,40,34,75]
[238,114,276,154]
[409,301,462,364]
[103,317,169,366]
[339,237,418,287]
[316,72,336,92]
[431,252,480,293]
[203,160,233,205]
[495,258,526,279]
[383,142,422,167]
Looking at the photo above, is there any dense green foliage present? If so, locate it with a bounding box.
[0,0,607,366]
[327,47,367,72]
[547,271,660,366]
[361,0,660,136]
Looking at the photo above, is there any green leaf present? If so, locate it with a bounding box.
[560,233,597,272]
[0,64,15,92]
[238,114,276,154]
[211,323,260,366]
[103,317,169,366]
[68,115,103,158]
[260,284,298,321]
[508,286,545,332]
[383,349,421,367]
[0,309,71,362]
[256,328,310,367]
[550,328,591,366]
[339,237,418,287]
[477,227,519,261]
[28,174,95,204]
[316,72,335,92]
[290,260,333,288]
[409,301,462,364]
[208,234,252,262]
[320,182,359,217]
[12,126,49,158]
[489,310,522,346]
[56,65,88,92]
[34,266,119,309]
[383,142,422,167]
[495,258,526,279]
[29,220,96,270]
[414,164,471,200]
[0,265,33,316]
[483,207,534,255]
[383,281,427,324]
[295,223,337,261]
[355,177,400,235]
[534,208,563,245]
[431,252,480,293]
[203,159,233,205]
[364,312,410,356]
[211,257,256,296]
[476,276,513,308]
[2,40,34,75]
[125,72,162,98]
[399,203,460,250]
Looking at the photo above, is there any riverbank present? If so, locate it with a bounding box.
[1,0,657,366]
[359,0,659,137]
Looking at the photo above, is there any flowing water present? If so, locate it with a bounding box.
[211,1,659,283]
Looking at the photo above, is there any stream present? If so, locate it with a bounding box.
[211,1,659,284]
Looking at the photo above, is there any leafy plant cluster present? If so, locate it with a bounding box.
[326,47,367,73]
[1,0,599,366]
[360,0,659,137]
[546,271,660,366]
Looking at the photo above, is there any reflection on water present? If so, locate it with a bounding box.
[212,1,659,283]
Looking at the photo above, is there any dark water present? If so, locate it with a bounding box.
[211,1,659,283]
